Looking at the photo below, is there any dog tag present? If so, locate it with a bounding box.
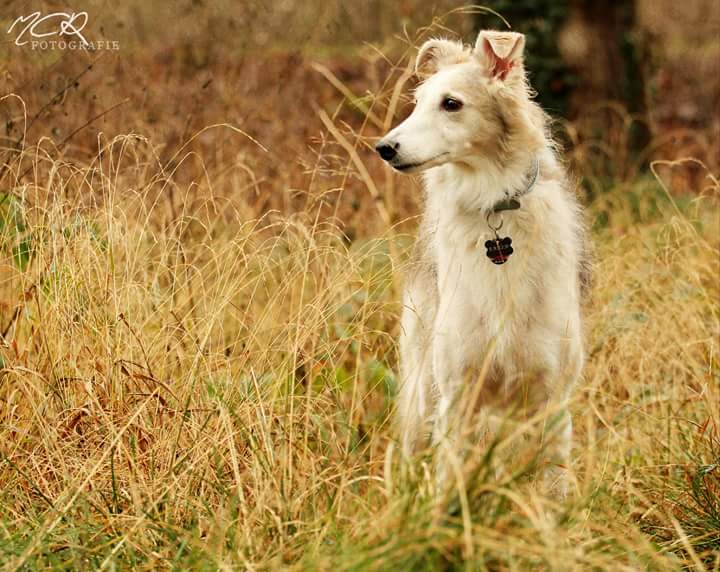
[485,236,513,265]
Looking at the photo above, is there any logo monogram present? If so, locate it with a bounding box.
[7,11,90,47]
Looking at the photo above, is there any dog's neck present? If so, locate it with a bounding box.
[488,158,539,213]
[424,152,545,216]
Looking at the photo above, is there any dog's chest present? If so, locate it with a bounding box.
[434,211,542,340]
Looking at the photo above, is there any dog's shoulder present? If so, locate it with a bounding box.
[538,156,595,301]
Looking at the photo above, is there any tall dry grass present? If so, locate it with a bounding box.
[1,11,719,572]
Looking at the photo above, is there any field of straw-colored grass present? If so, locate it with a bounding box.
[1,17,719,571]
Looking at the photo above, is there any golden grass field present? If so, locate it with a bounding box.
[1,8,719,571]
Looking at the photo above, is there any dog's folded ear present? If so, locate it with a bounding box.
[415,38,466,78]
[474,30,525,81]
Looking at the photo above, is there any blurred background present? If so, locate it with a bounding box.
[1,0,718,236]
[0,4,718,568]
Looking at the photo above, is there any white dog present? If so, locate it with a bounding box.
[376,30,590,495]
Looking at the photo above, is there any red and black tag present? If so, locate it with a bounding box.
[484,236,513,265]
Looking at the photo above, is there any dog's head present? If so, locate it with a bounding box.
[376,30,529,173]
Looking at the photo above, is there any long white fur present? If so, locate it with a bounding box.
[379,30,589,496]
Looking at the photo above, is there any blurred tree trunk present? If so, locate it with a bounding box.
[559,0,651,159]
[559,0,646,116]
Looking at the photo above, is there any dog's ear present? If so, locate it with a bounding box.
[415,38,465,78]
[474,30,525,81]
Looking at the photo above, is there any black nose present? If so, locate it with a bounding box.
[375,141,399,161]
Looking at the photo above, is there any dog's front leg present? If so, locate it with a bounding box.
[397,268,438,457]
[540,406,572,498]
[537,339,584,499]
[430,321,467,489]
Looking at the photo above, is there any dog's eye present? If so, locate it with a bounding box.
[441,97,463,112]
